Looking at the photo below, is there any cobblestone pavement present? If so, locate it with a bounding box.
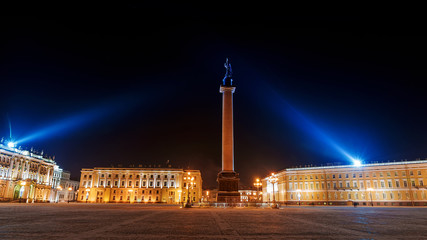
[0,203,426,239]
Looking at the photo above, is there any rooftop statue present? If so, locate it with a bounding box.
[224,58,232,77]
[222,58,233,86]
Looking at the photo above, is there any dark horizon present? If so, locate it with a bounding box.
[1,12,427,188]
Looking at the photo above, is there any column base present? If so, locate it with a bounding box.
[217,171,240,203]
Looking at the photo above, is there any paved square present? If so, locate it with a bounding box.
[0,203,425,239]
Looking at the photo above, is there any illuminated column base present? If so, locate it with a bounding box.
[216,171,240,203]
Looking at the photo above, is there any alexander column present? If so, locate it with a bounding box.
[217,58,240,203]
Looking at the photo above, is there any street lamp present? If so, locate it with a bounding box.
[67,187,72,203]
[367,188,374,206]
[185,172,194,208]
[296,189,302,206]
[269,173,279,208]
[254,178,262,204]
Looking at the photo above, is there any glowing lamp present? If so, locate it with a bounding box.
[7,142,15,148]
[353,159,362,167]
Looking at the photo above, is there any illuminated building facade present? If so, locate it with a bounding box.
[77,167,202,203]
[57,171,79,202]
[201,189,218,203]
[238,189,259,203]
[0,142,58,202]
[263,160,427,206]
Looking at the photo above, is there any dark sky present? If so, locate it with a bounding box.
[1,10,427,188]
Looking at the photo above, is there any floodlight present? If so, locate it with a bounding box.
[353,159,362,167]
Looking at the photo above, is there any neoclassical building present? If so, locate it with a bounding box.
[0,142,56,202]
[57,171,80,202]
[263,160,427,206]
[77,167,202,204]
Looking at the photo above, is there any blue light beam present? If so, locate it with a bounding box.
[268,88,364,165]
[15,93,148,145]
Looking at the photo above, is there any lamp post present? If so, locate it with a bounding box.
[185,172,194,208]
[67,187,72,203]
[296,189,301,206]
[367,188,374,206]
[254,178,262,204]
[269,173,279,208]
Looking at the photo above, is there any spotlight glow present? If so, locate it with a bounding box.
[7,142,15,148]
[352,159,362,167]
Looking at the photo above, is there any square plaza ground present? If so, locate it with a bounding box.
[0,203,425,239]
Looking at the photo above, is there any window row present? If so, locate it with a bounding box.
[288,179,424,190]
[83,174,176,179]
[288,170,424,181]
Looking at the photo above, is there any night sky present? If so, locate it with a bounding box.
[1,11,426,188]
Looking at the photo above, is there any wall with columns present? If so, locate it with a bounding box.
[263,160,427,206]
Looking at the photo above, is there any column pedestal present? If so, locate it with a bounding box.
[217,171,240,203]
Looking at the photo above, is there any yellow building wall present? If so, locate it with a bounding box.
[263,161,427,206]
